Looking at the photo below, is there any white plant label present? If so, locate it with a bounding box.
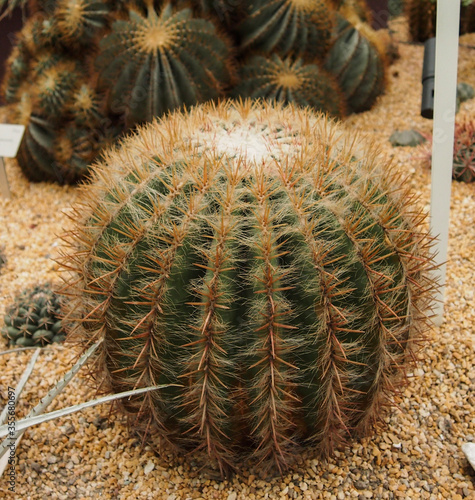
[0,124,25,158]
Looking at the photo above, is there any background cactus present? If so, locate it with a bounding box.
[324,16,386,113]
[61,100,437,476]
[95,2,233,128]
[407,0,475,43]
[237,0,335,59]
[53,0,111,44]
[232,54,346,118]
[421,119,475,183]
[1,283,66,347]
[2,0,390,184]
[3,42,111,183]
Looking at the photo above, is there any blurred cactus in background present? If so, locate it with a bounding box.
[407,0,475,43]
[1,0,391,184]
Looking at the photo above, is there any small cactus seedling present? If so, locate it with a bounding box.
[1,284,66,347]
[238,0,334,60]
[232,54,346,118]
[61,100,438,476]
[95,2,233,127]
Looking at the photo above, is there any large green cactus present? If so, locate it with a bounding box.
[61,101,437,476]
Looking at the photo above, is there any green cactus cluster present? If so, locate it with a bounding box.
[61,100,437,476]
[2,0,390,184]
[1,284,66,347]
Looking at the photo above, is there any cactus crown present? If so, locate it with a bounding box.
[61,100,438,476]
[232,54,346,118]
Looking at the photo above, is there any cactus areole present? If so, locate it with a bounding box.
[62,101,437,476]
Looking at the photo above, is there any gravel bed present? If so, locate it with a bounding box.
[0,19,474,499]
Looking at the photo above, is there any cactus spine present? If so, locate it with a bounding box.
[61,100,437,476]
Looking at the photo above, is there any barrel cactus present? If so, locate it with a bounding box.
[1,284,66,347]
[95,2,233,128]
[60,100,437,475]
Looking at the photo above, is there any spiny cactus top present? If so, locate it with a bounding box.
[61,100,437,476]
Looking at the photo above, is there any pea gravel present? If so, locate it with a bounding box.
[0,19,474,500]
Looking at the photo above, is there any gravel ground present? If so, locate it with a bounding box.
[0,18,474,500]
